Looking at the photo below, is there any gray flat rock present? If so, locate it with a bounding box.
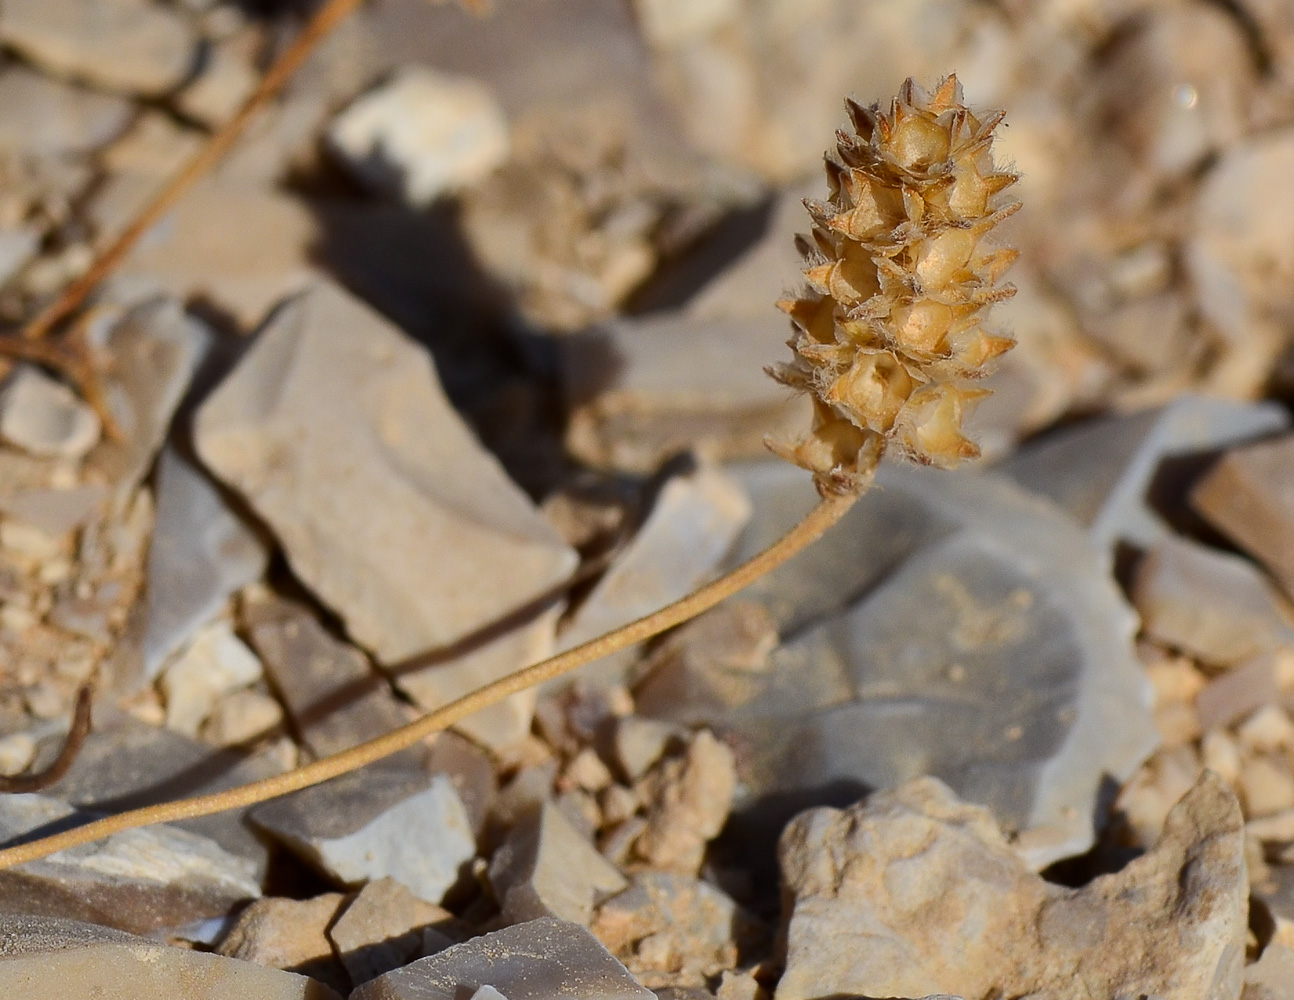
[0,793,259,935]
[996,395,1288,552]
[244,596,408,758]
[0,0,198,97]
[0,914,340,999]
[776,773,1246,1000]
[251,766,475,905]
[637,459,1155,869]
[87,298,210,516]
[1192,432,1294,600]
[39,714,283,878]
[195,280,576,665]
[350,917,655,1000]
[140,445,269,682]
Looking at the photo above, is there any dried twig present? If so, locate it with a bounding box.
[0,683,94,794]
[0,494,853,868]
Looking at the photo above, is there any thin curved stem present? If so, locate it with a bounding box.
[0,493,855,869]
[19,0,366,341]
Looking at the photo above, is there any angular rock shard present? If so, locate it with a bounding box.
[195,280,577,665]
[776,772,1246,1000]
[251,766,475,905]
[350,917,655,1000]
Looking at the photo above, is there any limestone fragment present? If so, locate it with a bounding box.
[776,772,1246,1000]
[350,917,655,1000]
[0,68,131,157]
[244,596,408,758]
[251,766,476,905]
[643,460,1155,869]
[557,463,750,683]
[1197,656,1281,733]
[111,183,319,329]
[1245,944,1294,1000]
[0,914,341,1000]
[634,730,735,875]
[1192,433,1294,600]
[0,366,100,460]
[86,299,210,515]
[592,872,764,988]
[0,793,260,935]
[0,0,198,96]
[139,446,269,682]
[327,66,510,206]
[202,689,286,747]
[1000,396,1288,551]
[194,280,576,665]
[327,877,459,987]
[488,801,627,926]
[1133,535,1294,667]
[41,715,282,875]
[217,894,349,992]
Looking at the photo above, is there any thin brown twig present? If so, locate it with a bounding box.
[18,0,367,342]
[0,683,94,794]
[0,492,854,868]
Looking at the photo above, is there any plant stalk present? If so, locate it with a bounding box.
[0,493,855,870]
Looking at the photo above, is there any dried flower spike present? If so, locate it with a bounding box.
[769,75,1020,495]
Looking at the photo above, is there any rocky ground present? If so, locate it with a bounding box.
[0,0,1292,998]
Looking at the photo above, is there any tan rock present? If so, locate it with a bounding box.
[217,894,349,992]
[776,772,1246,1000]
[634,730,736,874]
[0,0,197,97]
[488,801,627,926]
[1192,434,1294,602]
[327,877,458,987]
[195,280,577,665]
[0,914,340,1000]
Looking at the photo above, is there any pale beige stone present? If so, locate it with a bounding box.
[1241,757,1294,819]
[217,894,348,991]
[196,281,576,665]
[634,730,735,875]
[327,877,457,987]
[201,689,285,747]
[0,914,340,999]
[488,801,627,926]
[1239,706,1294,755]
[0,0,197,97]
[776,772,1246,1000]
[327,67,509,206]
[1246,943,1294,1000]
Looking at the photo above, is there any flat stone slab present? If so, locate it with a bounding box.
[251,765,475,905]
[140,446,269,682]
[997,395,1288,551]
[637,459,1155,869]
[0,913,340,1000]
[776,773,1246,1000]
[350,917,655,1000]
[0,793,260,935]
[195,280,576,665]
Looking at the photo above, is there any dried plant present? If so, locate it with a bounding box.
[0,78,1017,867]
[769,75,1019,495]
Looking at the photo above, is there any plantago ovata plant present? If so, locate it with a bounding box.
[0,76,1017,868]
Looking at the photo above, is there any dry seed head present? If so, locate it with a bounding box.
[768,75,1020,495]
